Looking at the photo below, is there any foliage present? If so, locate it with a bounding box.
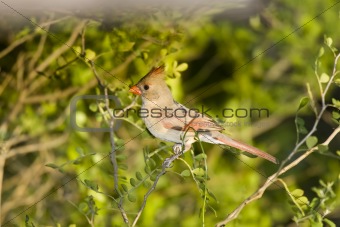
[1,0,340,226]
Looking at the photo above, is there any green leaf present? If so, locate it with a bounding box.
[296,196,309,205]
[334,78,340,87]
[144,166,151,174]
[78,202,87,211]
[116,154,127,161]
[118,164,128,170]
[121,184,128,192]
[176,63,188,72]
[75,147,85,155]
[84,179,98,192]
[136,171,143,181]
[73,46,81,55]
[306,136,318,149]
[150,170,162,181]
[319,73,329,83]
[85,49,96,60]
[192,168,205,177]
[119,42,135,52]
[291,189,304,197]
[296,117,308,134]
[249,15,261,29]
[298,97,309,110]
[332,98,340,108]
[130,178,137,187]
[309,198,320,209]
[147,158,156,168]
[317,144,328,153]
[323,218,336,227]
[194,153,207,160]
[160,48,167,56]
[325,37,333,46]
[45,163,59,169]
[296,117,305,126]
[180,170,191,177]
[207,189,218,202]
[195,176,206,182]
[318,47,324,57]
[143,181,151,188]
[89,103,98,113]
[332,111,340,121]
[150,174,157,181]
[25,215,30,227]
[127,193,137,202]
[72,158,82,165]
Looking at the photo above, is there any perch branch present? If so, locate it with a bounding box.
[216,126,340,227]
[132,153,182,227]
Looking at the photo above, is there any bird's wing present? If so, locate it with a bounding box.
[161,103,224,132]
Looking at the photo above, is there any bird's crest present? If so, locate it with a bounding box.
[147,65,165,79]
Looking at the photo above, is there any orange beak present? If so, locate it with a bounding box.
[129,85,142,95]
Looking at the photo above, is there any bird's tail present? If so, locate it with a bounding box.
[209,132,278,164]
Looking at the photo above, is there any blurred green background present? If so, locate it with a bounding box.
[1,0,340,226]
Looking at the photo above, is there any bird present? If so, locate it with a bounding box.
[129,66,278,164]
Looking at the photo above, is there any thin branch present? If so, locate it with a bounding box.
[28,21,49,71]
[6,134,69,159]
[90,60,129,225]
[0,140,9,222]
[0,75,12,97]
[0,20,87,134]
[26,20,87,84]
[23,86,79,104]
[132,153,182,227]
[216,126,340,227]
[0,33,36,59]
[216,52,340,226]
[323,53,340,101]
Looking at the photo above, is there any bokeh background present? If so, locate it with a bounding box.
[1,0,340,226]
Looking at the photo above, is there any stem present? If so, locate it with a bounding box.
[132,153,182,227]
[90,61,129,225]
[216,127,339,227]
[216,52,340,226]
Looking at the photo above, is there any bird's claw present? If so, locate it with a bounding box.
[163,157,173,168]
[163,152,182,168]
[173,143,184,156]
[163,144,186,168]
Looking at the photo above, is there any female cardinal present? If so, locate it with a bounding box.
[129,66,278,164]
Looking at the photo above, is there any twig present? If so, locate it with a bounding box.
[23,86,79,104]
[90,60,129,225]
[216,126,340,227]
[216,52,340,226]
[0,33,36,59]
[28,20,49,71]
[132,153,182,227]
[0,140,8,222]
[0,20,86,134]
[0,75,12,97]
[26,20,87,84]
[6,134,69,159]
[323,53,340,104]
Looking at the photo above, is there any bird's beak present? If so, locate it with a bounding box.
[129,85,142,95]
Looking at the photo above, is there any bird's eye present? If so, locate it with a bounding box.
[144,85,149,90]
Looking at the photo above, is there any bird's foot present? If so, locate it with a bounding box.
[164,146,184,168]
[164,154,181,168]
[173,143,184,156]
